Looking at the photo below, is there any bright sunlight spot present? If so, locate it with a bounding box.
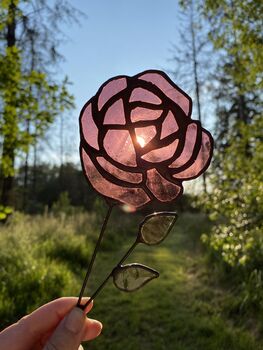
[137,135,146,147]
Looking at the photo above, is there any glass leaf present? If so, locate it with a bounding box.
[113,263,159,292]
[139,212,177,245]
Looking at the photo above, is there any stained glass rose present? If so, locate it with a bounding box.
[80,70,213,209]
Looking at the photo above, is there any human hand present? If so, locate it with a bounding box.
[0,297,102,350]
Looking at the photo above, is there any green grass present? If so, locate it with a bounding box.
[81,212,263,350]
[0,210,262,349]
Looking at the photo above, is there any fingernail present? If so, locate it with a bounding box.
[65,307,85,334]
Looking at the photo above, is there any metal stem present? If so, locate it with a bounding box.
[118,240,138,266]
[80,273,112,310]
[77,205,113,307]
[80,240,139,310]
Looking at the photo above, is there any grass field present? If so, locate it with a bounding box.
[0,210,262,349]
[79,211,262,350]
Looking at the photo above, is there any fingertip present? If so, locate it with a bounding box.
[82,318,103,341]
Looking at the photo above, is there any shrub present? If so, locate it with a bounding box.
[201,116,263,311]
[0,211,95,327]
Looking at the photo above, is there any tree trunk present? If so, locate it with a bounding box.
[190,0,207,194]
[32,142,37,197]
[1,0,17,206]
[23,121,30,208]
[23,35,35,209]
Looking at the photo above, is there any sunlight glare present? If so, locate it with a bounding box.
[137,136,146,147]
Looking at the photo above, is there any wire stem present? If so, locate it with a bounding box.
[77,205,113,307]
[118,240,138,266]
[81,240,138,310]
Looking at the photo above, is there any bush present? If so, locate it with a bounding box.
[0,205,12,223]
[0,206,142,328]
[201,116,263,311]
[0,211,95,327]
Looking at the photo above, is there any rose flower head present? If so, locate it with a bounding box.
[80,70,213,210]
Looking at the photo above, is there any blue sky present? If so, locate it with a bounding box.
[47,0,209,192]
[52,0,213,176]
[61,0,181,112]
[52,0,186,163]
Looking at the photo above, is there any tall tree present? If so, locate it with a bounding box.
[0,0,77,206]
[202,0,263,145]
[169,0,214,192]
[192,0,263,307]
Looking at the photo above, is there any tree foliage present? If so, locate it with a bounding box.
[203,0,263,93]
[15,162,98,213]
[202,0,263,149]
[192,0,263,310]
[0,0,76,205]
[202,116,263,309]
[202,117,263,260]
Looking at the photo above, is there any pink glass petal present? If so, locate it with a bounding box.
[131,107,163,122]
[169,123,197,168]
[104,129,137,167]
[135,126,156,147]
[104,99,126,125]
[81,103,99,150]
[173,131,212,179]
[129,88,161,104]
[81,149,150,208]
[98,78,127,111]
[146,168,181,202]
[160,111,179,139]
[138,72,190,115]
[97,156,142,184]
[142,139,179,162]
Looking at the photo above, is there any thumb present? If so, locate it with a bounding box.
[44,307,86,350]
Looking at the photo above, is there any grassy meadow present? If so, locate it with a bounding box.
[0,209,262,350]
